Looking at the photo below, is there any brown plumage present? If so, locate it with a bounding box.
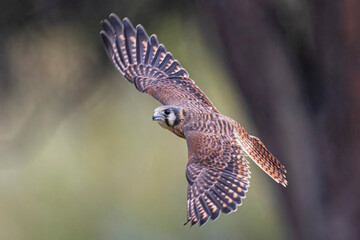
[100,13,287,226]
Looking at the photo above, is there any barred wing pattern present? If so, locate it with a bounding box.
[100,14,218,112]
[184,125,250,226]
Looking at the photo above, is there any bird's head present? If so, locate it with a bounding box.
[152,106,183,129]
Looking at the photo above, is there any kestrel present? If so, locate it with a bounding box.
[100,13,287,226]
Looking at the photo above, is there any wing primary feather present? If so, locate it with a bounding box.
[184,185,192,225]
[100,30,114,60]
[123,17,137,65]
[109,13,123,34]
[136,25,149,64]
[199,196,211,216]
[144,34,159,65]
[101,19,115,39]
[215,182,240,206]
[164,60,181,75]
[205,191,221,220]
[169,69,189,78]
[198,197,210,226]
[151,44,167,67]
[210,189,232,214]
[100,31,124,73]
[218,177,245,199]
[107,15,127,70]
[113,36,127,71]
[191,198,200,226]
[157,53,174,71]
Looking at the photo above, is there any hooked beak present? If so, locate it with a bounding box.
[152,112,164,121]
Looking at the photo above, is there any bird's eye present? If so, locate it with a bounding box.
[164,109,171,115]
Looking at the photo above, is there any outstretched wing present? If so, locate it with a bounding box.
[100,13,218,112]
[183,122,250,226]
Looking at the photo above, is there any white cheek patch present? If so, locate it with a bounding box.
[168,112,176,126]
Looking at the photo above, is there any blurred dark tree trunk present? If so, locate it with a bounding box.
[197,0,360,239]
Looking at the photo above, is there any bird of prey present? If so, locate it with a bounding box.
[100,13,287,226]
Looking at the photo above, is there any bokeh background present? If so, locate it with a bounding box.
[0,0,359,240]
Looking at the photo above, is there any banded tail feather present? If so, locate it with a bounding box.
[237,132,288,187]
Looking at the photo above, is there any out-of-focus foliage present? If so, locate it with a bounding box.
[0,1,289,240]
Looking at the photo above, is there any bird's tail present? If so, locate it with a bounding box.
[236,130,288,187]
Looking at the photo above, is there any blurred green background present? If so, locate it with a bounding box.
[0,0,325,239]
